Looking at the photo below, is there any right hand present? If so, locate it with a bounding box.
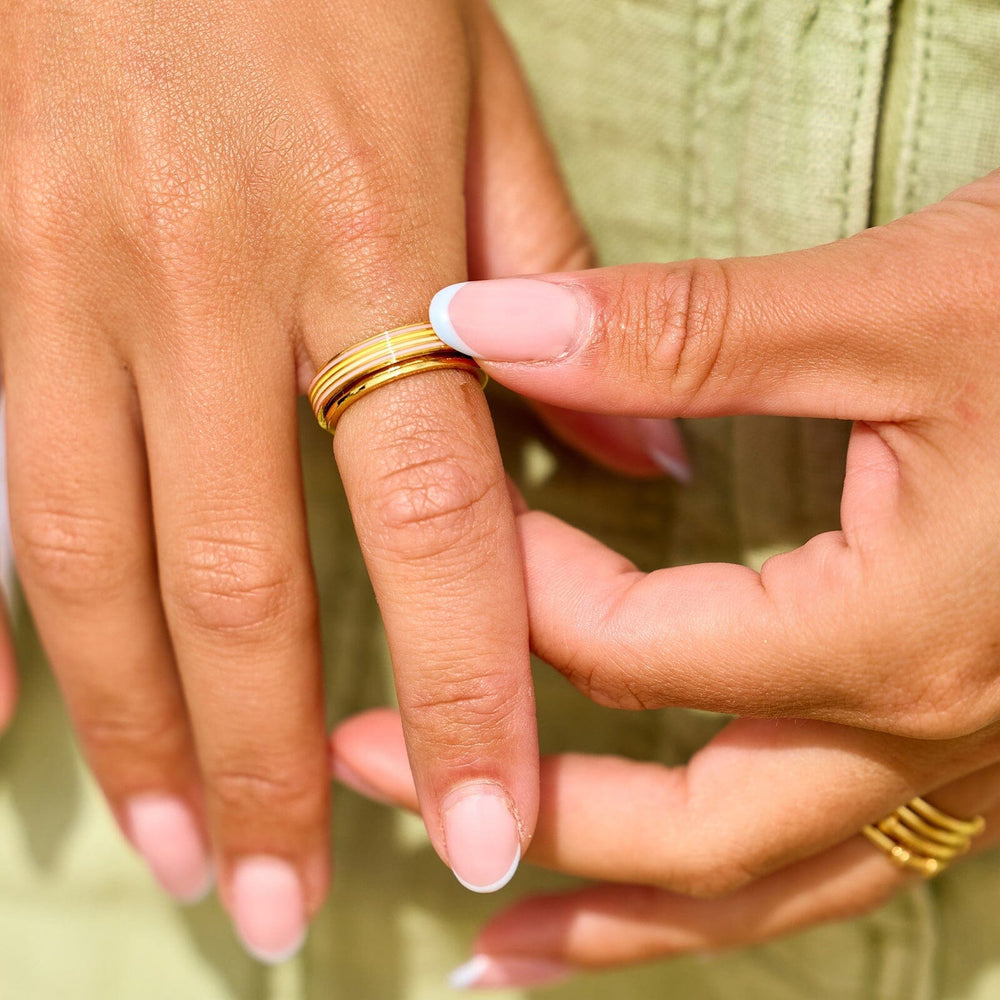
[0,0,592,961]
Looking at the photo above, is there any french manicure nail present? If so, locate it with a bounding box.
[442,784,521,893]
[231,856,306,964]
[634,418,692,483]
[430,279,584,362]
[125,794,213,904]
[448,954,575,990]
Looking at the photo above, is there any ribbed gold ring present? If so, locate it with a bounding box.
[862,796,985,878]
[308,323,486,434]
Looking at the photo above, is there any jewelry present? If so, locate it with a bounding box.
[308,323,486,433]
[862,796,986,877]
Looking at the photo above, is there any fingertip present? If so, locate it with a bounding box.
[330,755,396,807]
[634,418,692,483]
[533,405,692,480]
[328,708,406,764]
[328,709,417,809]
[229,855,308,965]
[447,953,575,991]
[471,892,579,963]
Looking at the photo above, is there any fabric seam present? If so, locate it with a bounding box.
[840,0,874,238]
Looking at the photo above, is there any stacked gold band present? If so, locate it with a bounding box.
[862,796,985,877]
[308,323,486,434]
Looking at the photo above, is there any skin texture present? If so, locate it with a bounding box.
[0,0,631,951]
[331,169,1000,979]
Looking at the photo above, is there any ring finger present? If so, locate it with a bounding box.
[138,300,327,963]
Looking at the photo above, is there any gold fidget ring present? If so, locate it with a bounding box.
[862,796,986,878]
[307,323,486,434]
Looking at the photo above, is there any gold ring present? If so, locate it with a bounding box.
[862,796,986,878]
[308,323,486,434]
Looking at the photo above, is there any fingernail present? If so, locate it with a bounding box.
[330,755,394,806]
[125,794,213,904]
[430,279,584,362]
[634,418,692,483]
[231,856,307,964]
[448,954,575,990]
[442,783,521,893]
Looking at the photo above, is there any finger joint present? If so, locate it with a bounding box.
[367,452,501,565]
[165,532,305,638]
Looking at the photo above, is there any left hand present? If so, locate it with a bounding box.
[331,708,1000,988]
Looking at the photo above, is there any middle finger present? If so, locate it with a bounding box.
[138,300,327,963]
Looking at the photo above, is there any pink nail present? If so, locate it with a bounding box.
[230,856,306,964]
[442,784,521,893]
[430,279,583,361]
[125,794,213,904]
[634,418,692,482]
[448,955,575,990]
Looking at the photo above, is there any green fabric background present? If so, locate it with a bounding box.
[1,0,999,996]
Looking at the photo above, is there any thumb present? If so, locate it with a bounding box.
[465,1,688,479]
[432,179,998,422]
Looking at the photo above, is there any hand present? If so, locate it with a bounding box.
[335,169,1000,981]
[427,169,1000,740]
[331,710,1000,988]
[0,0,586,960]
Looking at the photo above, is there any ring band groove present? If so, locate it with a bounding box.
[308,323,486,434]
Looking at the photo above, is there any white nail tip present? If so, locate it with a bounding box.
[647,446,693,483]
[452,847,521,895]
[448,955,491,990]
[429,283,482,358]
[241,926,307,966]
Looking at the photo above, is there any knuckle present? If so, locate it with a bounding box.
[402,668,521,739]
[554,578,663,712]
[611,259,733,410]
[127,158,226,280]
[293,121,406,247]
[3,155,90,260]
[81,707,186,764]
[13,507,134,603]
[294,121,436,291]
[114,123,249,291]
[368,449,500,564]
[206,759,321,826]
[881,647,998,741]
[566,658,656,712]
[895,700,991,742]
[166,531,302,637]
